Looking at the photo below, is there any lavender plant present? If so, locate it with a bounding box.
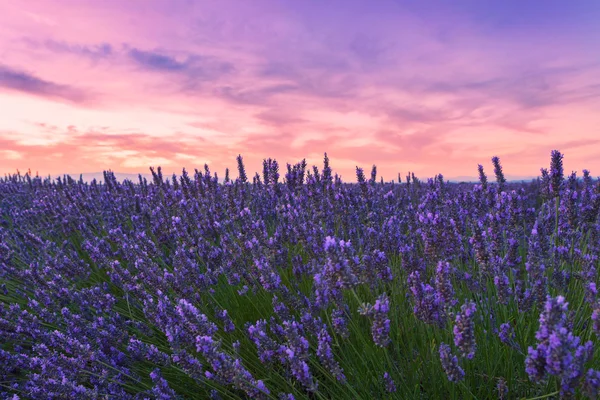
[0,150,599,399]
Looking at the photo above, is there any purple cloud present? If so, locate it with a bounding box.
[128,48,190,72]
[0,64,88,103]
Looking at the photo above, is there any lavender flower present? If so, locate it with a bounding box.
[407,271,446,328]
[477,164,488,191]
[149,368,178,399]
[359,293,391,347]
[491,156,506,191]
[196,336,269,398]
[317,328,346,382]
[593,303,600,338]
[550,150,564,197]
[586,282,598,305]
[453,301,477,359]
[494,274,512,305]
[278,320,318,392]
[247,320,279,364]
[582,369,600,399]
[314,236,360,308]
[525,296,595,396]
[498,322,519,350]
[128,339,171,366]
[496,378,509,400]
[331,307,350,339]
[236,154,248,183]
[279,394,296,400]
[439,343,465,382]
[383,372,397,393]
[435,261,456,308]
[215,308,235,333]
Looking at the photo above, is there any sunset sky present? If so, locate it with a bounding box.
[1,0,599,181]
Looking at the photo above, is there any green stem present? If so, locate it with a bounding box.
[522,390,560,400]
[554,196,559,248]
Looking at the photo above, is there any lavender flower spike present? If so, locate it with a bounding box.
[439,343,465,382]
[453,301,477,359]
[383,372,397,393]
[525,295,595,396]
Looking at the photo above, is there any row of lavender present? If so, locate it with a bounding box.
[1,151,599,399]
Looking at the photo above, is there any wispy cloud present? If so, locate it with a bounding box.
[0,64,89,103]
[213,83,299,106]
[128,48,191,72]
[22,38,114,60]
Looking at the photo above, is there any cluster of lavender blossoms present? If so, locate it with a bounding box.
[526,296,599,397]
[439,343,465,383]
[358,293,391,347]
[453,301,477,359]
[1,150,600,399]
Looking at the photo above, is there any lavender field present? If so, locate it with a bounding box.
[1,150,600,399]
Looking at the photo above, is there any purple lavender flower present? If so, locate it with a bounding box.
[498,322,519,350]
[435,261,456,308]
[362,249,393,284]
[582,369,600,399]
[587,283,598,305]
[317,328,346,382]
[196,335,269,398]
[128,339,171,366]
[171,350,204,382]
[247,320,279,364]
[526,345,548,384]
[359,293,391,348]
[407,271,446,328]
[314,236,360,308]
[494,274,512,305]
[383,372,397,393]
[149,368,178,399]
[593,303,600,338]
[524,221,548,309]
[525,296,595,396]
[491,156,506,191]
[272,295,290,320]
[236,154,248,183]
[331,307,350,339]
[215,308,235,333]
[260,319,318,392]
[439,343,465,382]
[477,164,488,191]
[288,359,317,393]
[453,301,477,359]
[549,150,564,197]
[496,378,509,400]
[470,221,492,276]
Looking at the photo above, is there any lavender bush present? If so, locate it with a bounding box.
[1,150,599,399]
